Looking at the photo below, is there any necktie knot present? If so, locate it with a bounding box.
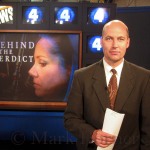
[111,69,117,75]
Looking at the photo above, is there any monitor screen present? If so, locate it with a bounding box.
[0,6,13,24]
[82,3,117,32]
[82,32,104,67]
[50,2,82,30]
[17,2,49,30]
[87,7,110,25]
[0,3,17,29]
[0,30,82,110]
[22,6,45,24]
[54,6,78,25]
[87,35,103,53]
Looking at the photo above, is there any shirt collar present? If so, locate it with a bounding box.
[103,58,124,76]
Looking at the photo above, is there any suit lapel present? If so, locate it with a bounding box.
[115,61,134,112]
[91,60,135,112]
[92,60,110,111]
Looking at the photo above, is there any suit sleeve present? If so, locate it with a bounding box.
[64,70,95,145]
[140,73,150,149]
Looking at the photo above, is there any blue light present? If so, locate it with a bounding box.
[56,7,75,24]
[89,8,109,24]
[88,36,103,53]
[24,7,44,24]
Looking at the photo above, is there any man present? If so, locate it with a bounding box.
[64,20,150,150]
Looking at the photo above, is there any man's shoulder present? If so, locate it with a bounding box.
[75,61,100,74]
[125,60,150,75]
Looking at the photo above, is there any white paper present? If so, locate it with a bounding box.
[97,108,125,150]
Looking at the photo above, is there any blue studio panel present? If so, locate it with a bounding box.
[0,111,76,145]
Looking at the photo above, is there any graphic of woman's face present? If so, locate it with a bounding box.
[28,37,70,98]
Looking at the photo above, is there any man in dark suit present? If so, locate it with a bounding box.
[64,20,150,150]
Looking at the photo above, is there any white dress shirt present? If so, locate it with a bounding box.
[103,58,124,88]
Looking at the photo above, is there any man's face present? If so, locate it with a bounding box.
[101,21,130,66]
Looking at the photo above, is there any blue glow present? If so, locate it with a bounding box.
[56,7,75,24]
[89,8,109,24]
[88,36,103,53]
[24,6,44,24]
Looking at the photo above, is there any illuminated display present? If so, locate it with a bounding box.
[88,7,109,24]
[55,7,77,24]
[88,35,103,53]
[0,6,13,24]
[23,6,45,24]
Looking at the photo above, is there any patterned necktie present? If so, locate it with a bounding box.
[108,69,117,109]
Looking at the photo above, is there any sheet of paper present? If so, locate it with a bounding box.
[97,108,125,150]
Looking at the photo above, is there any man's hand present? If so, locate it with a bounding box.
[92,129,116,148]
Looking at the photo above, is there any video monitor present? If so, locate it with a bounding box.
[82,3,117,32]
[87,34,103,53]
[50,2,82,30]
[55,6,77,25]
[83,32,103,54]
[0,3,17,29]
[0,30,82,110]
[88,7,109,25]
[17,2,49,30]
[22,6,45,24]
[82,32,104,66]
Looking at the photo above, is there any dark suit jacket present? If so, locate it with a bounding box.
[64,59,150,150]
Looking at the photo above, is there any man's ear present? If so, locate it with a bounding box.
[126,37,130,48]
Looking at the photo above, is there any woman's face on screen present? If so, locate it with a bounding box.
[28,37,70,98]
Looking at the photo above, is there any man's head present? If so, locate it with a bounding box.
[101,20,130,67]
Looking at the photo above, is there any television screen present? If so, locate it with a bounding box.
[87,7,110,25]
[0,6,13,24]
[54,6,78,25]
[0,30,82,110]
[82,32,104,67]
[50,2,82,30]
[22,6,45,24]
[82,3,117,32]
[87,35,103,53]
[0,3,17,29]
[17,2,49,30]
